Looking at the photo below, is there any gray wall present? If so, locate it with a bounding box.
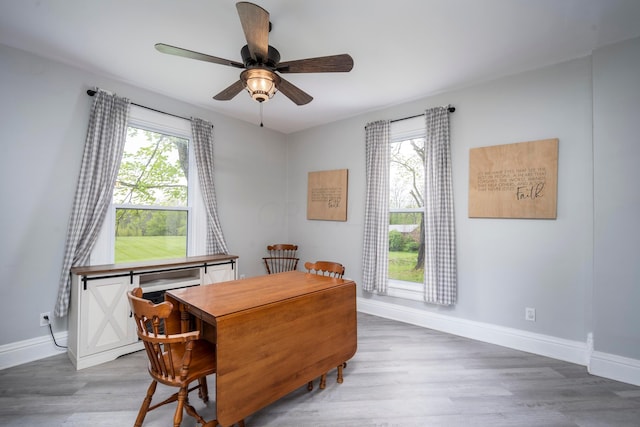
[287,36,639,362]
[287,56,593,344]
[0,43,289,346]
[593,37,640,359]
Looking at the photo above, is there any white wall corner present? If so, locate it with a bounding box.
[586,332,594,368]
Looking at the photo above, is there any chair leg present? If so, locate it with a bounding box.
[337,361,346,384]
[183,382,211,427]
[183,401,209,426]
[198,376,209,402]
[135,380,157,427]
[173,386,188,427]
[307,380,314,391]
[319,373,327,389]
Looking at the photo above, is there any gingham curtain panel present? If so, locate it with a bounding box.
[362,120,390,294]
[55,89,130,317]
[191,117,229,255]
[423,106,457,305]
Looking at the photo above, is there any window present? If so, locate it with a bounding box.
[91,106,206,265]
[387,117,426,300]
[113,126,189,262]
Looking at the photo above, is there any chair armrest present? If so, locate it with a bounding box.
[138,330,201,344]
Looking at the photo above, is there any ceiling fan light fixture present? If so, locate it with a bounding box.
[241,68,280,102]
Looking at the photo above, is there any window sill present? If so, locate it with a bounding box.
[387,279,423,302]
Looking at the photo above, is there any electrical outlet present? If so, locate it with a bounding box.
[40,312,50,327]
[525,307,536,322]
[240,274,246,279]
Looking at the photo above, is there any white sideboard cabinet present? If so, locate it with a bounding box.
[68,254,238,370]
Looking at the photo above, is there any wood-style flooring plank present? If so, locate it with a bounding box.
[1,313,639,426]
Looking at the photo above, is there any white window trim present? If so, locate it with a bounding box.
[387,116,426,301]
[387,279,424,301]
[90,106,206,265]
[391,115,425,142]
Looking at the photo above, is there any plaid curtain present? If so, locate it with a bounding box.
[423,107,457,305]
[362,120,390,293]
[54,89,130,317]
[191,118,229,254]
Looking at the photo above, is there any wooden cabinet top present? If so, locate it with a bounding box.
[70,254,238,276]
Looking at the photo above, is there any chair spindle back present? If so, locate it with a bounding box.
[127,288,200,383]
[263,243,299,274]
[304,261,345,278]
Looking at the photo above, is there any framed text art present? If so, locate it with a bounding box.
[469,138,558,219]
[307,169,348,221]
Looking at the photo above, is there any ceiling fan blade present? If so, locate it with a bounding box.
[236,2,270,62]
[155,43,244,69]
[277,54,354,73]
[277,77,313,105]
[213,80,246,101]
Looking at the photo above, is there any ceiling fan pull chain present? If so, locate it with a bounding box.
[260,102,264,127]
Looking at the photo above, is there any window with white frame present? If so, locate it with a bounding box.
[387,117,426,301]
[91,106,206,265]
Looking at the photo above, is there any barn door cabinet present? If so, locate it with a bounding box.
[68,254,238,370]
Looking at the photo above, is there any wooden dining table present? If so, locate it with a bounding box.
[165,270,358,427]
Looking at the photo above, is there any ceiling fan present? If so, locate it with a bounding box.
[155,1,354,107]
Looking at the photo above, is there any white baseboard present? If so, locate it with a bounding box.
[0,332,68,370]
[357,297,640,387]
[589,351,640,387]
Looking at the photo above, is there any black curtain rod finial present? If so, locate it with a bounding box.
[390,105,456,124]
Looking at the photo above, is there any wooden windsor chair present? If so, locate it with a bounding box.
[127,287,244,427]
[262,243,299,274]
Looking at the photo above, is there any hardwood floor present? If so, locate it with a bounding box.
[2,313,640,426]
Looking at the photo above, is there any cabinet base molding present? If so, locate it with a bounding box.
[67,341,143,370]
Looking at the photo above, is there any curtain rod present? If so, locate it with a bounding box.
[390,106,455,124]
[86,89,191,122]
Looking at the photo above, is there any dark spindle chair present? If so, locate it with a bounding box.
[263,243,299,274]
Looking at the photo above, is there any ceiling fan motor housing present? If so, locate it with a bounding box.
[241,44,281,68]
[240,44,282,102]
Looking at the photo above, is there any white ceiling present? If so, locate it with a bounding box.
[2,0,640,134]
